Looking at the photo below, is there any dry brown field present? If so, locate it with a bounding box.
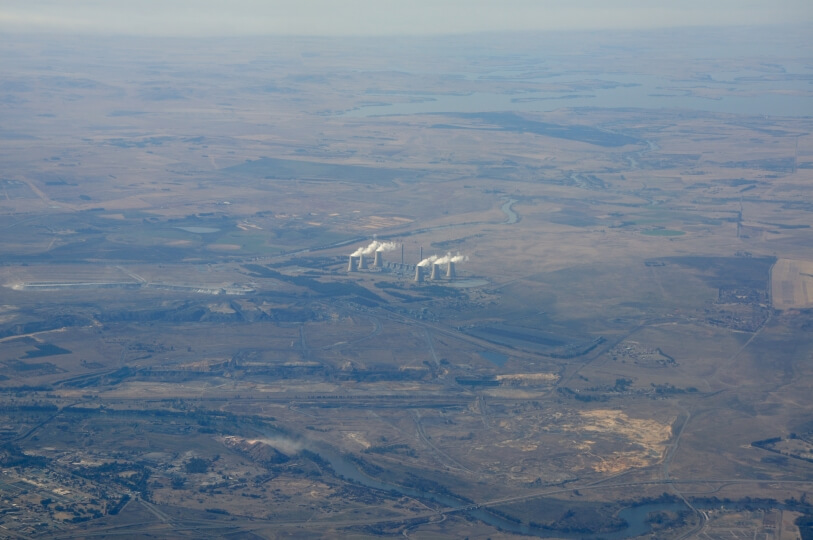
[772,258,813,310]
[0,27,811,539]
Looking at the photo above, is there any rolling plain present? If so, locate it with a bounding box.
[1,26,812,539]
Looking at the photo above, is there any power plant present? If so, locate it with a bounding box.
[413,252,468,283]
[346,241,469,285]
[414,265,424,282]
[347,240,407,274]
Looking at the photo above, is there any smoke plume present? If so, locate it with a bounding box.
[257,436,303,455]
[425,252,469,266]
[417,254,439,267]
[351,240,398,257]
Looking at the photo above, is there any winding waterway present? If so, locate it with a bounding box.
[501,197,519,224]
[282,433,692,538]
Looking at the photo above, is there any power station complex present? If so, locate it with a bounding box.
[346,241,466,283]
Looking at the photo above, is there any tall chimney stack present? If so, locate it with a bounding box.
[430,263,440,280]
[446,261,456,279]
[373,250,383,268]
[347,255,356,272]
[414,266,424,282]
[358,253,367,270]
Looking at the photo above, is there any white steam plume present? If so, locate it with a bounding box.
[373,241,398,254]
[451,253,469,263]
[434,252,469,265]
[351,240,398,257]
[417,254,439,267]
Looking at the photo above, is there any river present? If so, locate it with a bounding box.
[501,197,519,224]
[276,432,693,538]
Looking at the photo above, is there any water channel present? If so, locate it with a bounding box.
[501,197,519,224]
[269,430,693,538]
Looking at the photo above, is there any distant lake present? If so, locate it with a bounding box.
[342,69,813,118]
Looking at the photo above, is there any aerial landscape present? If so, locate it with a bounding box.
[0,5,812,539]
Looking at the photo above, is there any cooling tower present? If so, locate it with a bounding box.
[446,261,456,279]
[430,263,440,280]
[347,255,356,272]
[358,253,368,270]
[414,266,424,282]
[373,250,383,268]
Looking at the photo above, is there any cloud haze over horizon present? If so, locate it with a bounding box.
[1,0,811,37]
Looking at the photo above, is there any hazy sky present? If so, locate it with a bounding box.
[1,0,811,36]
